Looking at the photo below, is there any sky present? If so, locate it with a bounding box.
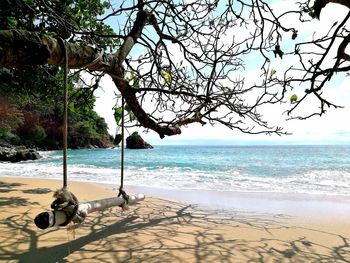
[94,0,350,145]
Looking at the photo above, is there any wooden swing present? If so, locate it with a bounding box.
[34,39,145,230]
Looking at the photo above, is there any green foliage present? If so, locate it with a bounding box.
[26,125,47,145]
[76,121,98,138]
[114,107,123,124]
[162,71,172,86]
[68,102,75,113]
[125,104,136,122]
[270,69,277,79]
[95,116,109,133]
[290,94,298,103]
[0,108,22,144]
[0,128,19,144]
[0,0,114,149]
[6,17,17,29]
[113,134,122,146]
[114,103,137,125]
[0,0,119,50]
[127,71,140,89]
[24,0,34,5]
[0,66,112,149]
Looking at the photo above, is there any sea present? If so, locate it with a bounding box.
[1,145,350,197]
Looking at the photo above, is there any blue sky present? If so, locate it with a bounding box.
[94,0,350,145]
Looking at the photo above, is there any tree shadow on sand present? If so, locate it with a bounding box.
[0,198,349,263]
[22,188,52,194]
[0,196,38,207]
[0,181,39,207]
[0,181,23,193]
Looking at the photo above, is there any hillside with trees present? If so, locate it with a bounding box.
[0,66,113,149]
[0,0,114,149]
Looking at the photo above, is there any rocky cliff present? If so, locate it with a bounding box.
[126,132,153,149]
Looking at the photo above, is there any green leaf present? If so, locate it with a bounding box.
[124,104,131,112]
[24,0,34,5]
[71,19,80,30]
[129,111,136,122]
[162,71,172,86]
[7,17,17,29]
[290,94,298,103]
[113,134,122,146]
[132,77,140,89]
[113,107,123,124]
[270,69,276,79]
[125,104,136,122]
[68,102,75,112]
[126,71,140,89]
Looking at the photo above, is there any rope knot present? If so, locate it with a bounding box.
[118,188,129,210]
[51,188,82,226]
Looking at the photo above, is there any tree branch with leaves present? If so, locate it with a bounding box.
[1,0,348,139]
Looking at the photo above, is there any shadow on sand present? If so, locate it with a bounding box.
[0,181,349,262]
[0,181,39,207]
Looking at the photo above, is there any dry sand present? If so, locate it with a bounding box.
[0,176,349,262]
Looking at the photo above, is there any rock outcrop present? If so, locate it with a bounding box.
[126,132,153,149]
[0,146,41,162]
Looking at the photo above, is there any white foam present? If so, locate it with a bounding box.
[1,160,350,196]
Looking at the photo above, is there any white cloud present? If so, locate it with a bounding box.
[94,75,117,135]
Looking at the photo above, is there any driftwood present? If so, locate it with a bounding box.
[34,194,145,229]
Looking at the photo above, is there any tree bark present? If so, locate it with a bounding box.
[34,194,145,229]
[0,30,111,69]
[0,29,182,138]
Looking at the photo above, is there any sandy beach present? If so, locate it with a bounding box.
[0,176,350,262]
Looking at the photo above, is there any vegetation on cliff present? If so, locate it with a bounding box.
[0,67,113,149]
[0,0,114,149]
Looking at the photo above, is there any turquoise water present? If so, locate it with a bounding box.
[2,145,350,195]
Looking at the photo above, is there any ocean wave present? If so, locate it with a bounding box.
[1,160,350,196]
[37,150,61,160]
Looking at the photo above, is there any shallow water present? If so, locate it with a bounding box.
[1,145,350,196]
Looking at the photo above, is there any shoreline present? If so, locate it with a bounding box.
[3,176,350,218]
[3,144,350,198]
[1,176,349,262]
[124,184,350,218]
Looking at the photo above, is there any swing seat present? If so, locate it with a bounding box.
[35,193,145,229]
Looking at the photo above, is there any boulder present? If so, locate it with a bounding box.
[126,132,153,149]
[0,146,41,162]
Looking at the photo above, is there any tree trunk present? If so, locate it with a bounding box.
[34,194,145,229]
[0,29,183,138]
[0,30,110,69]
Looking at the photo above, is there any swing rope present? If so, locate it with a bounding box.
[62,38,68,188]
[50,38,82,227]
[118,96,129,208]
[120,96,125,190]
